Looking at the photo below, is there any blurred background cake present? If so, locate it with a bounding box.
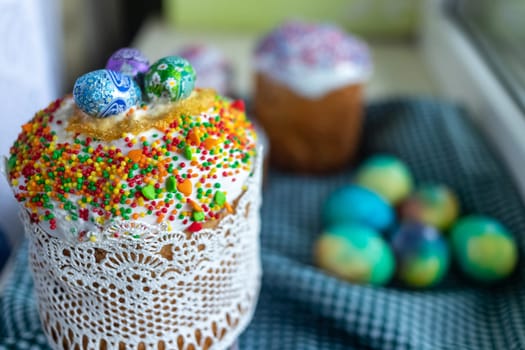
[4,50,262,350]
[177,44,233,96]
[253,20,372,173]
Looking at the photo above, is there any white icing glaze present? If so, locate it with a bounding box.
[9,96,256,242]
[255,56,372,98]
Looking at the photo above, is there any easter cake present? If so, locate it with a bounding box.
[4,50,262,350]
[254,21,372,173]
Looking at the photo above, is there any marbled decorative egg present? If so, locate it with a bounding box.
[73,69,142,118]
[144,56,196,102]
[400,184,460,231]
[322,185,394,232]
[315,223,395,285]
[355,155,414,204]
[451,216,518,282]
[106,47,149,78]
[391,222,450,288]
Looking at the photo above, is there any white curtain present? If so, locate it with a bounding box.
[0,0,62,247]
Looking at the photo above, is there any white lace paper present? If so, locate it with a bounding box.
[23,154,262,350]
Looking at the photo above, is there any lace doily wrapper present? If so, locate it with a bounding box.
[24,153,263,350]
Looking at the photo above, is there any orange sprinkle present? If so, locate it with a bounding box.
[188,199,203,212]
[22,123,33,133]
[225,202,234,214]
[203,137,218,150]
[177,179,192,196]
[187,129,201,146]
[127,149,143,163]
[132,213,139,220]
[157,214,165,223]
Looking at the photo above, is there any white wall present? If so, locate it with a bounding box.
[0,0,62,247]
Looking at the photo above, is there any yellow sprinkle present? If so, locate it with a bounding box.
[89,235,97,242]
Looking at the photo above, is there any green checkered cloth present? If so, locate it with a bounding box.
[2,98,525,349]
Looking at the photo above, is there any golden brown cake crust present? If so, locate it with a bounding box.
[254,73,363,173]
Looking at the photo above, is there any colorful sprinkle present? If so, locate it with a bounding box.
[177,179,193,197]
[165,176,177,192]
[214,191,226,207]
[141,185,157,200]
[7,90,256,240]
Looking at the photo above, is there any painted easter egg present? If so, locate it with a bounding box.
[451,216,518,282]
[315,223,395,285]
[322,185,394,232]
[400,184,460,231]
[106,47,149,78]
[355,155,414,204]
[144,56,196,102]
[390,222,450,288]
[73,69,142,118]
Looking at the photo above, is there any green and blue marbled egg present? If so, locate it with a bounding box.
[451,216,518,282]
[322,185,394,232]
[315,223,395,285]
[391,222,450,288]
[400,184,460,231]
[355,155,414,205]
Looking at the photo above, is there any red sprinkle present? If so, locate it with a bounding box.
[188,222,202,233]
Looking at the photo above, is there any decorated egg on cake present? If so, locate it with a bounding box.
[390,222,450,288]
[73,69,142,118]
[322,185,394,232]
[144,56,196,102]
[355,155,414,204]
[106,47,149,78]
[315,223,395,285]
[451,216,518,282]
[400,184,460,231]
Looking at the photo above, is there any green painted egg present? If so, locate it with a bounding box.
[400,184,460,231]
[355,154,414,204]
[314,223,395,285]
[144,56,196,102]
[451,216,518,282]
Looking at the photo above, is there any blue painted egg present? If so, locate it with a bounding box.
[400,184,460,231]
[451,216,518,282]
[322,185,394,232]
[315,223,395,285]
[391,222,450,288]
[73,69,142,118]
[106,47,149,78]
[144,56,196,102]
[355,155,414,204]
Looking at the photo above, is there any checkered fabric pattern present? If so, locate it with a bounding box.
[2,98,525,349]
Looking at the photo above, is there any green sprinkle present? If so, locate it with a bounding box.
[192,211,205,222]
[165,176,177,192]
[214,191,226,207]
[184,145,193,160]
[141,184,157,200]
[214,183,221,189]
